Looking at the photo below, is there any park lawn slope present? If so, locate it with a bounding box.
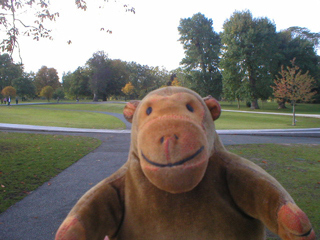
[0,132,101,213]
[215,111,320,129]
[226,144,320,240]
[1,104,320,130]
[0,107,125,129]
[15,103,126,113]
[220,101,320,114]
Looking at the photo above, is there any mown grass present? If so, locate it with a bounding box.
[0,106,125,129]
[0,132,101,213]
[26,103,125,113]
[220,100,320,114]
[1,102,319,129]
[216,111,320,129]
[226,144,320,240]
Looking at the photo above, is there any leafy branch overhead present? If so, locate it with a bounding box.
[0,0,134,57]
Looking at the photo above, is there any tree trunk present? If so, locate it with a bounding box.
[277,99,287,109]
[292,100,296,126]
[93,93,98,102]
[248,69,259,109]
[251,99,260,109]
[237,98,240,109]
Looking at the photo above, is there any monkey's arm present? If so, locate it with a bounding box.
[55,169,126,240]
[224,152,315,240]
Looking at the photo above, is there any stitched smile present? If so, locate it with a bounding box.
[141,146,204,167]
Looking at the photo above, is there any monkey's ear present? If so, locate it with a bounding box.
[203,96,221,121]
[123,100,140,123]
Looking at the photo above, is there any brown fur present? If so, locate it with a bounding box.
[56,87,315,240]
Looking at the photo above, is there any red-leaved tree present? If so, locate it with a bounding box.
[272,58,316,126]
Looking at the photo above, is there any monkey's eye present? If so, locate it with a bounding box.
[186,104,194,112]
[146,107,152,115]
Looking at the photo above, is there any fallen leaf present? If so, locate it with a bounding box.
[1,185,5,188]
[48,182,51,186]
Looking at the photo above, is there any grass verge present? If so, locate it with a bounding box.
[220,101,320,114]
[22,103,125,113]
[0,132,101,213]
[216,111,320,129]
[226,144,320,239]
[0,106,125,129]
[1,103,320,129]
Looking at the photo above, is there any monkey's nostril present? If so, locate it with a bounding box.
[160,137,164,144]
[174,134,179,140]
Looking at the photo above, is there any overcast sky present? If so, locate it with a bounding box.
[8,0,320,80]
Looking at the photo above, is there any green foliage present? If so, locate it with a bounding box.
[34,66,61,95]
[62,67,91,99]
[221,10,278,108]
[12,74,36,99]
[127,63,168,99]
[178,13,222,98]
[0,54,23,92]
[40,85,54,101]
[86,51,112,101]
[53,88,65,100]
[0,132,101,213]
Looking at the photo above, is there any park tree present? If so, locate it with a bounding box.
[121,82,134,99]
[127,63,168,99]
[107,59,130,98]
[53,88,65,100]
[0,53,23,91]
[12,73,36,99]
[86,51,111,101]
[40,85,54,101]
[166,73,181,87]
[277,28,320,104]
[221,10,278,109]
[34,66,60,95]
[1,86,16,98]
[178,13,222,98]
[63,67,91,99]
[272,59,316,126]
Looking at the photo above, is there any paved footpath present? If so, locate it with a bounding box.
[0,105,319,239]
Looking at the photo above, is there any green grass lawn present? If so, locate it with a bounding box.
[0,106,125,129]
[226,144,320,239]
[22,103,125,113]
[216,111,320,129]
[0,132,318,239]
[0,132,101,213]
[1,102,319,129]
[220,100,320,114]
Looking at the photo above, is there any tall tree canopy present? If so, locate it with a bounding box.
[62,67,91,99]
[34,66,60,95]
[221,10,278,109]
[0,53,23,92]
[86,51,111,101]
[178,13,222,98]
[12,73,36,99]
[277,28,320,102]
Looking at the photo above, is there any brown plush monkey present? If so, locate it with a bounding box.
[56,87,315,240]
